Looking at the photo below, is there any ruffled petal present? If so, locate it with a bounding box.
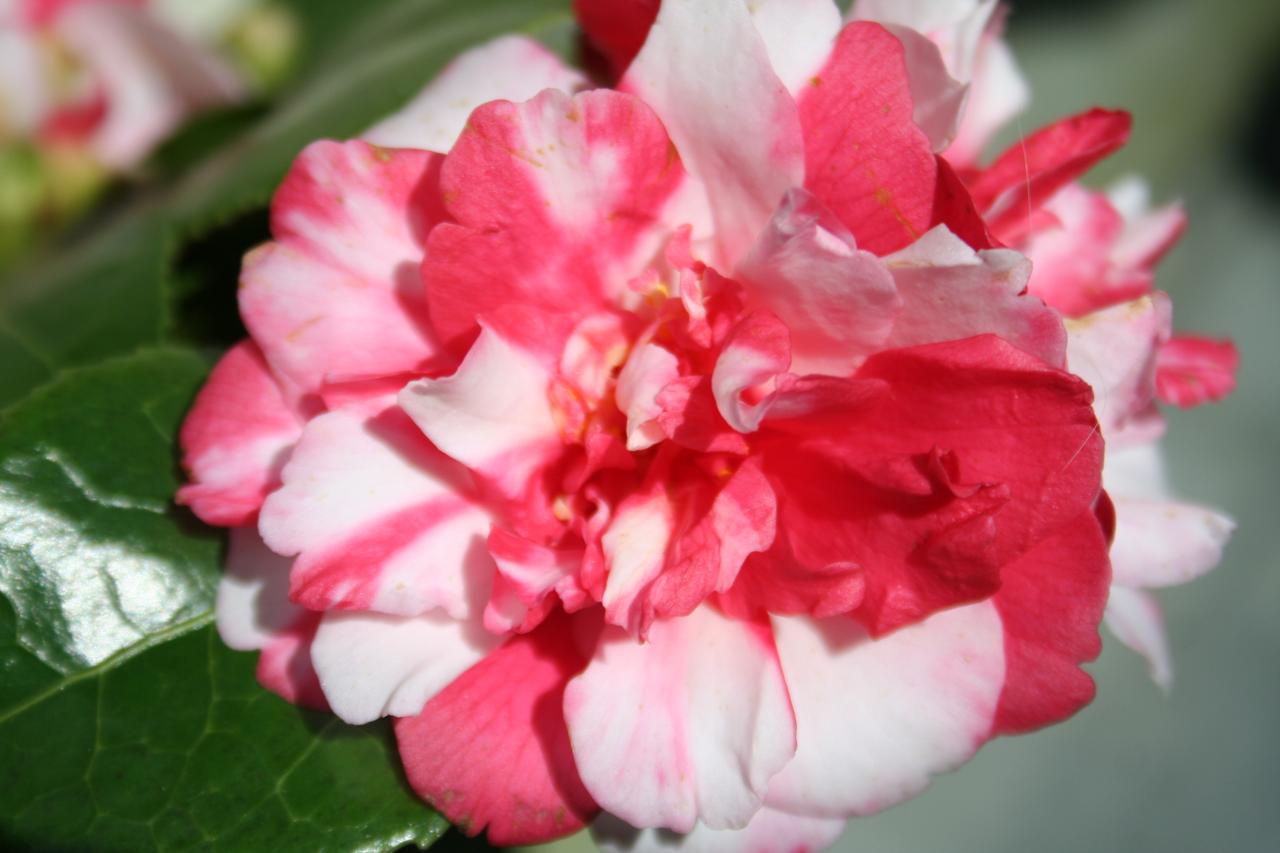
[216,529,328,710]
[399,324,563,500]
[991,510,1110,734]
[258,404,492,617]
[1065,293,1171,436]
[395,614,599,845]
[883,225,1066,367]
[1155,335,1239,408]
[737,189,901,376]
[178,341,301,526]
[564,607,795,832]
[965,108,1131,242]
[1105,444,1234,589]
[424,88,687,355]
[240,140,443,395]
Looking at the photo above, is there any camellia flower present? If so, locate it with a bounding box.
[177,1,1235,850]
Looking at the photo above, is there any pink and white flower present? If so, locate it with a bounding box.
[178,1,1235,849]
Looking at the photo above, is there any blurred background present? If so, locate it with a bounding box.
[3,0,1276,850]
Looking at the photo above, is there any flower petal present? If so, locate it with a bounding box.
[310,610,499,725]
[966,108,1132,242]
[399,324,562,500]
[737,189,901,376]
[424,88,687,355]
[883,225,1066,368]
[564,607,795,832]
[623,0,804,266]
[799,22,938,255]
[617,342,681,451]
[240,140,443,395]
[364,35,587,152]
[177,341,300,526]
[258,404,492,618]
[1155,335,1239,408]
[765,601,1004,817]
[744,335,1102,634]
[1065,293,1171,436]
[991,509,1110,734]
[395,614,599,845]
[1105,444,1234,589]
[712,310,791,434]
[1104,585,1173,693]
[594,807,844,853]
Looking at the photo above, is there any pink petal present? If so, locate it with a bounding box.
[1155,335,1239,408]
[485,528,588,634]
[1105,444,1234,589]
[309,611,499,725]
[254,611,329,711]
[965,108,1132,242]
[1104,585,1173,693]
[799,22,938,256]
[646,458,778,624]
[1065,293,1171,436]
[737,189,901,376]
[177,341,301,527]
[616,342,682,451]
[765,602,1004,816]
[712,310,792,433]
[594,806,844,853]
[991,509,1110,734]
[742,335,1102,634]
[883,225,1066,368]
[399,324,562,500]
[564,607,796,832]
[395,614,599,845]
[258,404,491,618]
[1107,178,1187,272]
[364,35,586,152]
[601,483,676,633]
[1023,184,1150,317]
[424,88,687,356]
[240,140,443,395]
[623,0,804,267]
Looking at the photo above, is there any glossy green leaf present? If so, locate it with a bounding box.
[0,349,448,851]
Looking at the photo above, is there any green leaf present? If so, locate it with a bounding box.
[0,622,448,853]
[0,349,447,851]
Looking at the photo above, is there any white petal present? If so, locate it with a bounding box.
[311,610,500,725]
[766,602,1004,817]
